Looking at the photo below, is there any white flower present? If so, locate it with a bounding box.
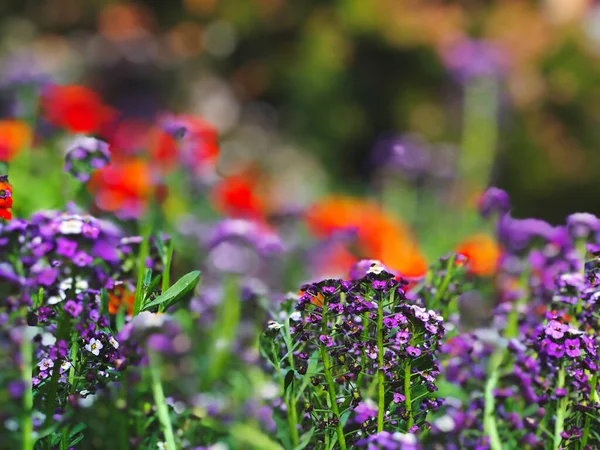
[366,260,386,275]
[289,311,301,322]
[41,332,57,346]
[60,361,72,373]
[157,442,168,450]
[433,415,456,432]
[74,278,88,292]
[132,311,166,329]
[59,218,84,235]
[109,336,120,349]
[267,320,283,330]
[411,305,430,322]
[48,296,62,305]
[85,338,103,356]
[4,418,18,431]
[391,432,418,444]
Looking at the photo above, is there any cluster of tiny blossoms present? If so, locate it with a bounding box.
[273,262,444,447]
[0,209,162,437]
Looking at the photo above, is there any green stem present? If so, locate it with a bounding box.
[68,340,78,392]
[431,254,456,314]
[581,373,597,448]
[44,315,69,426]
[554,365,567,450]
[21,328,34,450]
[404,363,413,430]
[160,240,174,310]
[356,311,370,387]
[133,224,152,316]
[203,276,241,388]
[149,353,177,450]
[283,321,299,447]
[460,76,499,193]
[376,297,385,433]
[483,349,504,450]
[320,301,347,450]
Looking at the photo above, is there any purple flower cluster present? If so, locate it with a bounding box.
[356,431,421,449]
[441,39,509,82]
[274,263,445,444]
[63,136,111,182]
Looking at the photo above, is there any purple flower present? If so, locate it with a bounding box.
[72,251,93,267]
[396,331,411,344]
[566,213,600,240]
[406,346,421,357]
[564,338,581,358]
[64,300,83,317]
[555,388,567,398]
[319,335,334,347]
[56,238,77,258]
[393,392,406,403]
[442,39,509,82]
[545,320,568,340]
[546,341,565,359]
[479,187,511,218]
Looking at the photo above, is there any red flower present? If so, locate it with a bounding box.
[41,84,115,134]
[211,172,266,219]
[0,177,13,220]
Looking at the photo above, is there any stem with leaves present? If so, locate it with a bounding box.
[149,353,177,450]
[320,300,347,450]
[554,365,567,450]
[133,224,152,316]
[21,327,34,450]
[376,296,385,433]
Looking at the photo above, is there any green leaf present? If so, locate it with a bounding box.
[69,423,87,436]
[272,412,292,450]
[143,269,153,287]
[141,270,201,311]
[259,330,280,367]
[284,369,295,394]
[230,423,284,450]
[100,288,109,317]
[294,428,314,450]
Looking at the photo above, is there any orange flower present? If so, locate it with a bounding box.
[41,84,114,134]
[456,233,501,276]
[306,196,428,279]
[0,177,13,220]
[108,285,135,315]
[211,172,266,219]
[88,158,153,218]
[0,120,30,162]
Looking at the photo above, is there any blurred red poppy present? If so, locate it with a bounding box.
[41,84,115,134]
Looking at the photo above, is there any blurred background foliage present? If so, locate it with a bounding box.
[2,0,600,223]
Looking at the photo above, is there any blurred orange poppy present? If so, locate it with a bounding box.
[88,158,153,218]
[42,84,115,134]
[456,233,501,276]
[108,285,135,315]
[0,120,30,162]
[306,196,427,279]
